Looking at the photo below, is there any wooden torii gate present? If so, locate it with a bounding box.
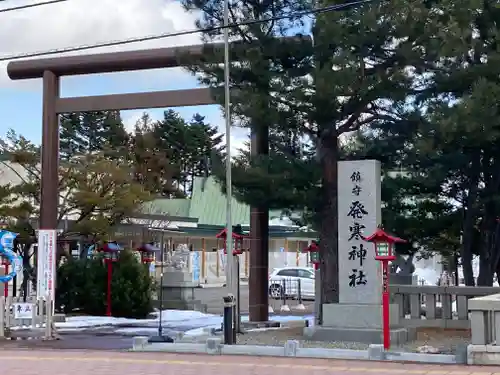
[6,37,310,321]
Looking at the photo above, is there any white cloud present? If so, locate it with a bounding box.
[0,0,202,88]
[1,0,252,156]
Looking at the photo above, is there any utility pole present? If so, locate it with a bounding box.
[223,0,240,332]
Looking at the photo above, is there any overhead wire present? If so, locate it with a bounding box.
[0,0,70,13]
[0,0,375,62]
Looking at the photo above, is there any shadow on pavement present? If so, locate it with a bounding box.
[0,334,133,350]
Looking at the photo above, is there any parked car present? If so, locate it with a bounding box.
[268,266,315,300]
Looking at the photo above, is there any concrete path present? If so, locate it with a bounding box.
[0,349,499,375]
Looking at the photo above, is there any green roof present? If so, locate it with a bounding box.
[145,176,283,226]
[189,176,251,225]
[142,198,190,217]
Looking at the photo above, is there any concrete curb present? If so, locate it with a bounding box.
[131,337,460,364]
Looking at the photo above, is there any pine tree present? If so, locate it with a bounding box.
[130,112,181,197]
[185,0,438,305]
[60,111,129,159]
[182,0,314,321]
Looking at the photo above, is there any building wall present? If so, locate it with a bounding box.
[168,235,310,253]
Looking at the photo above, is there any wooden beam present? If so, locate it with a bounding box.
[55,88,215,113]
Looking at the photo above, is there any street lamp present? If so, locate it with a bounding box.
[363,226,406,350]
[98,241,122,317]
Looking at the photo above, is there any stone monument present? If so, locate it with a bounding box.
[156,244,206,311]
[305,160,412,344]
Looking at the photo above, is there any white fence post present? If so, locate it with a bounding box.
[45,294,52,339]
[5,295,11,329]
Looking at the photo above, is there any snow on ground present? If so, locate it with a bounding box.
[56,310,216,330]
[54,310,313,337]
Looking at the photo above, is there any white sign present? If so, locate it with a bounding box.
[13,302,34,319]
[338,160,382,304]
[36,229,57,301]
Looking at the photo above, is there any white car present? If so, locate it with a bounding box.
[268,266,315,300]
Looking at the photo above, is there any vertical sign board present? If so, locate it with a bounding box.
[36,229,57,302]
[338,160,382,305]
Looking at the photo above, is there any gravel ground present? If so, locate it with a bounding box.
[236,327,369,350]
[187,327,471,354]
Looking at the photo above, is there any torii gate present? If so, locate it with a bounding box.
[6,36,310,321]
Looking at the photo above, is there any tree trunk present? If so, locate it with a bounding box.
[461,153,481,286]
[479,157,500,286]
[478,213,495,286]
[319,133,339,305]
[461,206,476,286]
[249,121,270,322]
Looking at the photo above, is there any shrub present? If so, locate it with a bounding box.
[56,249,154,319]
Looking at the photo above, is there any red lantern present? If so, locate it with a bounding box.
[304,240,320,270]
[98,241,122,262]
[137,243,161,263]
[363,227,405,262]
[216,225,247,256]
[363,226,406,351]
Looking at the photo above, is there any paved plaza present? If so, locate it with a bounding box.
[1,349,499,375]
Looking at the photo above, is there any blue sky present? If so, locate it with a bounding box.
[0,0,248,153]
[0,68,240,144]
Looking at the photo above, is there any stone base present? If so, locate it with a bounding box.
[148,335,174,343]
[467,344,500,365]
[154,299,207,312]
[303,325,415,346]
[322,303,400,328]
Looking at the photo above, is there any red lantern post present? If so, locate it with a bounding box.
[0,222,9,297]
[99,241,122,317]
[1,254,8,297]
[215,227,246,256]
[304,240,320,270]
[363,226,406,350]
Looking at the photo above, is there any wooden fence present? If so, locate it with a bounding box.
[0,294,54,339]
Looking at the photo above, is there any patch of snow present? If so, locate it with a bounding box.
[56,309,218,330]
[54,310,314,338]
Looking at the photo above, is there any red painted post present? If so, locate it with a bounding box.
[3,264,8,297]
[382,260,390,350]
[106,259,113,317]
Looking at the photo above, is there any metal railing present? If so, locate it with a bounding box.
[268,278,311,314]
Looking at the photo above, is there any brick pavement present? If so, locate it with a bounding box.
[0,349,499,375]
